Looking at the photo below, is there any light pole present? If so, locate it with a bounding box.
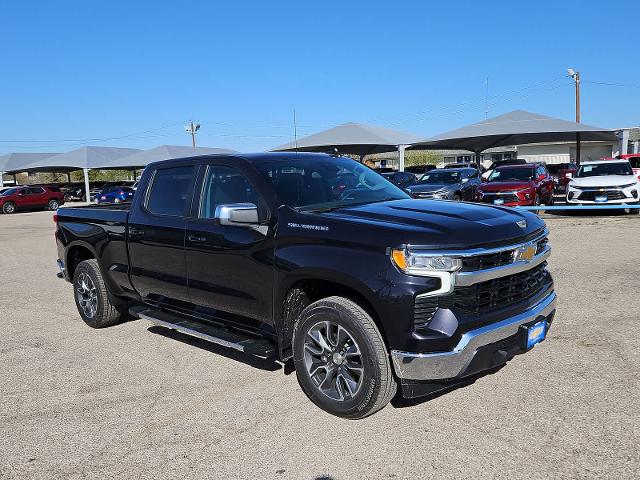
[568,68,581,165]
[185,121,201,147]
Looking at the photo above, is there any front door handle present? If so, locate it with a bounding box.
[188,234,207,243]
[129,227,145,238]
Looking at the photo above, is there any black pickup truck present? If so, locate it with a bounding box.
[55,153,556,418]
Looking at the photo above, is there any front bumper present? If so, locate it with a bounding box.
[391,290,556,382]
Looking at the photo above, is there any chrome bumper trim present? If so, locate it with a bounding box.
[391,291,557,381]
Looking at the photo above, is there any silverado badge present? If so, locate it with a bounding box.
[513,243,537,263]
[516,219,527,229]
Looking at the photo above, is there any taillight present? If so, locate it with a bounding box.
[53,214,58,224]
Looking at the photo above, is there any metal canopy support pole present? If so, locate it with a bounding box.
[398,145,406,172]
[67,172,72,183]
[0,173,4,188]
[83,168,90,203]
[575,132,581,166]
[13,174,17,185]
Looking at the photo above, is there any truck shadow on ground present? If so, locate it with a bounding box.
[147,326,283,372]
[391,364,505,409]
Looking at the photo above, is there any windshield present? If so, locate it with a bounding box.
[419,171,461,184]
[489,167,534,182]
[577,162,633,177]
[1,188,18,196]
[256,156,409,211]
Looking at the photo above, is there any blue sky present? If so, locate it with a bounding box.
[1,0,638,155]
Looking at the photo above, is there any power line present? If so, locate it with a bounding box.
[583,81,640,89]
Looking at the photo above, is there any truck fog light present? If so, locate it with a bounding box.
[632,190,638,199]
[567,191,574,200]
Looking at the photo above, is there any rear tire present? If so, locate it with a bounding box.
[2,202,16,214]
[293,296,396,419]
[73,259,121,328]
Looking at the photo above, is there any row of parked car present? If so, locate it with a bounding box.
[378,156,640,210]
[0,180,138,214]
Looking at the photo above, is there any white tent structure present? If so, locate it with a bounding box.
[0,153,57,187]
[271,122,422,171]
[12,146,142,201]
[105,145,237,169]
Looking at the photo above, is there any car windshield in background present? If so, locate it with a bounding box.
[1,188,18,196]
[489,167,534,182]
[577,162,633,177]
[256,156,409,211]
[419,171,461,184]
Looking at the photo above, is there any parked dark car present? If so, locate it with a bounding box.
[546,163,577,192]
[405,165,437,177]
[0,185,65,214]
[382,171,417,188]
[406,168,481,200]
[444,161,483,172]
[55,152,555,419]
[94,186,135,204]
[475,164,555,206]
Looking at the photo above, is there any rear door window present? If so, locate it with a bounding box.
[146,166,195,216]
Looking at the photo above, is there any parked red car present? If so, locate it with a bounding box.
[0,185,65,214]
[617,154,640,181]
[475,164,555,206]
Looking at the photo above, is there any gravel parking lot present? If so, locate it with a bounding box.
[1,210,639,479]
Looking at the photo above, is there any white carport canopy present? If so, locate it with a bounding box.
[104,145,237,169]
[409,110,617,164]
[0,153,57,187]
[271,122,422,171]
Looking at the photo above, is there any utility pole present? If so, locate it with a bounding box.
[568,69,581,165]
[185,121,201,147]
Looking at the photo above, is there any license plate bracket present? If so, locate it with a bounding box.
[520,319,548,350]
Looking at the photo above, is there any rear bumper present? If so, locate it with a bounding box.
[391,290,556,382]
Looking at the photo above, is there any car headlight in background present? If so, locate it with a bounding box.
[391,248,462,275]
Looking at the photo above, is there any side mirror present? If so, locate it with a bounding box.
[215,203,260,226]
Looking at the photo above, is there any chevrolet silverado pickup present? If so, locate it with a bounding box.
[55,153,556,419]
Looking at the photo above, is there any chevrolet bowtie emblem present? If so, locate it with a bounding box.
[513,244,536,263]
[516,220,527,228]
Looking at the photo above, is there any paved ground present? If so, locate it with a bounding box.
[1,210,639,480]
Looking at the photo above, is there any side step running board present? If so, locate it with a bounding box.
[131,307,277,359]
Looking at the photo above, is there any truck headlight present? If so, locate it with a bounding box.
[391,248,462,275]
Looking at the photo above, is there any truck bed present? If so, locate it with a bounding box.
[57,203,130,223]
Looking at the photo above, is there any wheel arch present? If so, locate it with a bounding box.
[276,271,387,359]
[65,243,97,280]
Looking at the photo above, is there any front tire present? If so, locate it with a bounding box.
[73,259,121,328]
[452,193,462,201]
[628,202,640,215]
[47,199,59,211]
[2,202,16,214]
[293,296,397,419]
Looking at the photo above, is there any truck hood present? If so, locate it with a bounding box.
[569,175,638,187]
[317,199,543,249]
[478,181,533,192]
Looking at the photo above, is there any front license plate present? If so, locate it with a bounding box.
[595,195,608,203]
[493,198,505,205]
[526,320,547,349]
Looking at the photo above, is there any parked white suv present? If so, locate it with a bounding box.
[566,160,639,213]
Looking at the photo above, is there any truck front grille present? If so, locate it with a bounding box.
[461,236,549,271]
[440,262,551,315]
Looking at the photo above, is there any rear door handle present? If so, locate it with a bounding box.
[188,234,207,243]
